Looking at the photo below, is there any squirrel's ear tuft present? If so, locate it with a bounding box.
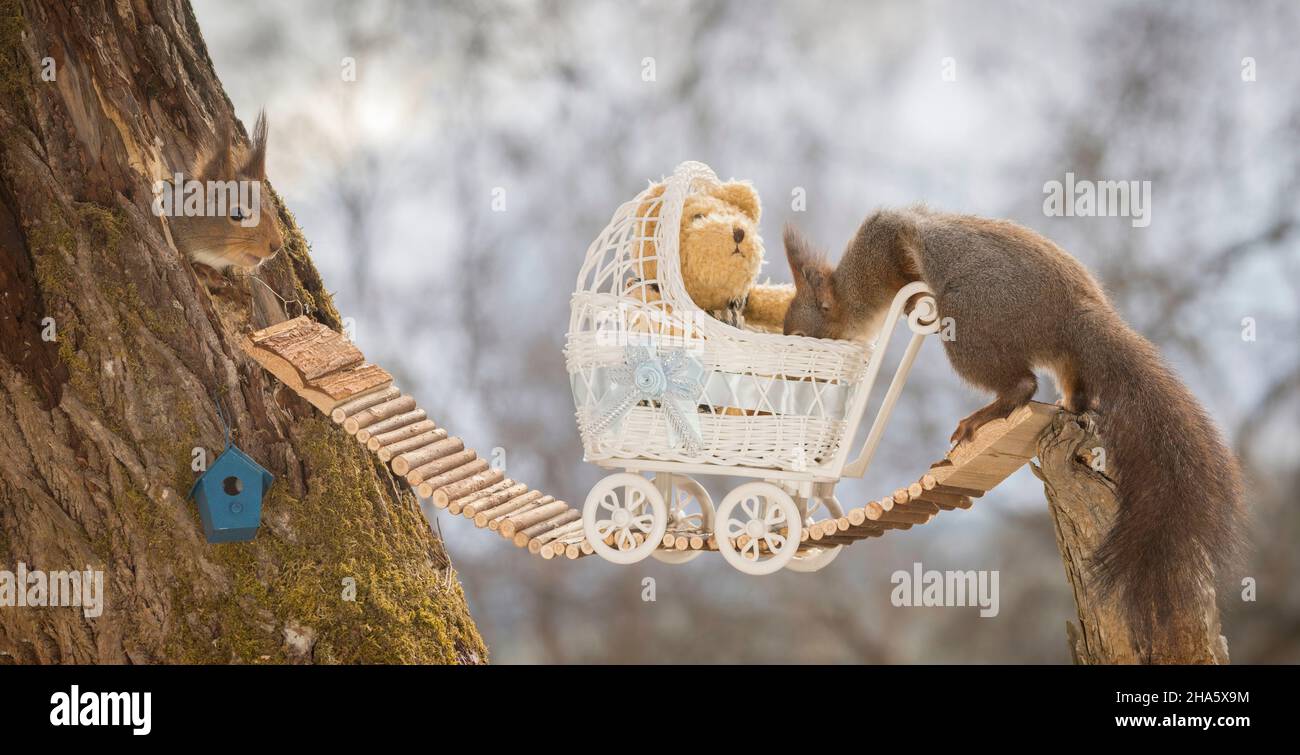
[784,223,816,284]
[784,223,833,306]
[196,121,236,181]
[243,109,268,180]
[711,181,760,222]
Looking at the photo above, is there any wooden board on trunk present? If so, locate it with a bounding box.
[249,317,365,380]
[930,401,1058,492]
[242,317,392,413]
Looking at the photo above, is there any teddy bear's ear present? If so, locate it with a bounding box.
[635,181,668,220]
[710,181,761,222]
[631,182,667,282]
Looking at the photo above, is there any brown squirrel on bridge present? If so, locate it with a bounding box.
[782,208,1246,640]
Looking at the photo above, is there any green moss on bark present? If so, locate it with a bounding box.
[0,0,32,126]
[164,417,486,664]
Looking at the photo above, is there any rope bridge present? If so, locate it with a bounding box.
[242,317,1056,563]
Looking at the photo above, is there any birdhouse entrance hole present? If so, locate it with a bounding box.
[223,476,243,495]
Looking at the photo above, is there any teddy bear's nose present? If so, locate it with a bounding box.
[733,227,745,243]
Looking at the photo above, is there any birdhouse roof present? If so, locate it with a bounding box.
[188,444,273,500]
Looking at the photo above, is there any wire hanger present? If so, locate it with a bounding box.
[212,390,232,449]
[249,272,308,322]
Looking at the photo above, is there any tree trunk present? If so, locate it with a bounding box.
[1033,411,1228,664]
[0,0,486,663]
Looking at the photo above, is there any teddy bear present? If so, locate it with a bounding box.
[625,179,793,335]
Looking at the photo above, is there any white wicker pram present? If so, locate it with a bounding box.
[565,161,939,574]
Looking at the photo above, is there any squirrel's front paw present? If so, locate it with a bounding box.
[194,264,229,290]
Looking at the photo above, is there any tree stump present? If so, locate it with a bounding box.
[1033,410,1229,664]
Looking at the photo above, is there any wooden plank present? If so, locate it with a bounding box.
[241,333,347,414]
[895,499,940,515]
[343,395,418,435]
[944,401,1057,469]
[243,317,392,412]
[990,403,1059,453]
[249,316,364,381]
[938,450,1036,491]
[913,489,968,508]
[355,406,426,444]
[332,385,401,423]
[930,401,1057,492]
[311,362,392,401]
[246,317,303,343]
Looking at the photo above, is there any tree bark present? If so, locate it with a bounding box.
[0,0,486,663]
[1033,411,1228,664]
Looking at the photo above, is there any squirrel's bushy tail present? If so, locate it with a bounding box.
[1072,309,1245,637]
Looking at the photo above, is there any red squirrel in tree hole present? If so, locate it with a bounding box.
[169,110,284,281]
[783,207,1245,641]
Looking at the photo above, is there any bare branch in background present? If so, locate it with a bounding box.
[195,0,1300,663]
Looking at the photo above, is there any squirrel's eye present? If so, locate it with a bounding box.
[692,213,704,221]
[230,207,246,222]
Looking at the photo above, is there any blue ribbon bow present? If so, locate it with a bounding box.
[590,344,705,454]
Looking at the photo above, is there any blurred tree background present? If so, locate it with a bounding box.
[193,0,1299,663]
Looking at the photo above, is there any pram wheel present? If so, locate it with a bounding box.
[716,482,802,575]
[786,495,844,573]
[583,473,668,565]
[651,473,715,565]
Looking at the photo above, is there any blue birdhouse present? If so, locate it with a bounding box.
[188,444,274,543]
